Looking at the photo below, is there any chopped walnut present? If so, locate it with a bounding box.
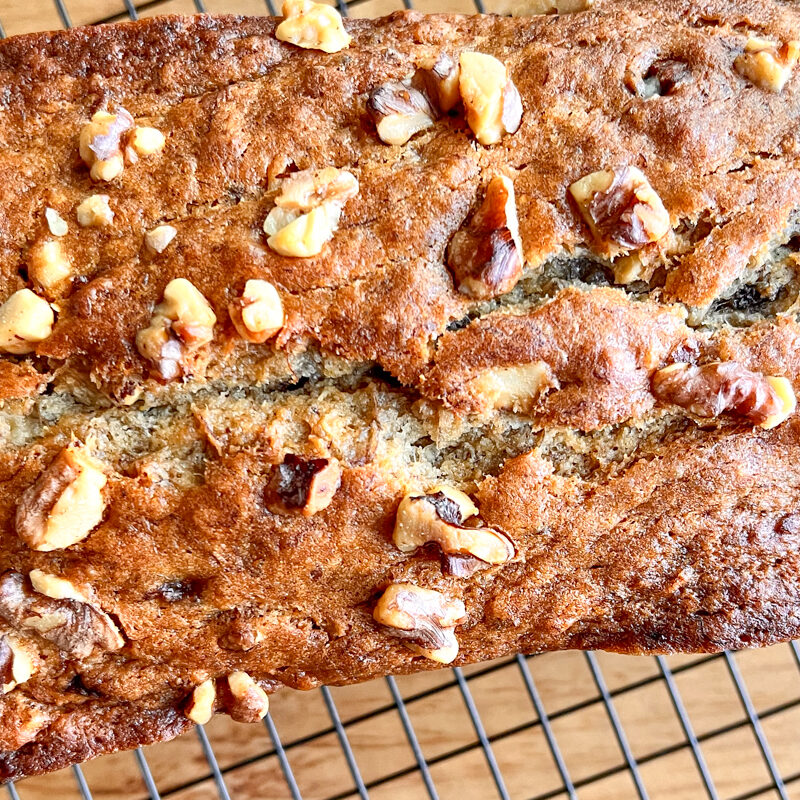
[265,454,341,516]
[373,583,466,664]
[79,108,134,182]
[0,571,124,659]
[136,278,216,380]
[144,224,177,254]
[224,671,270,722]
[367,81,438,146]
[0,289,54,355]
[275,0,351,53]
[0,633,35,694]
[735,37,799,93]
[459,52,522,146]
[16,443,107,552]
[652,362,796,429]
[569,166,670,253]
[394,487,514,576]
[45,207,68,237]
[264,167,358,257]
[469,360,559,413]
[413,53,461,113]
[511,0,592,13]
[229,279,284,343]
[77,194,114,228]
[185,678,216,724]
[129,126,166,157]
[29,240,72,294]
[448,175,523,299]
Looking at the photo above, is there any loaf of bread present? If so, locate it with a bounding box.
[2,0,800,780]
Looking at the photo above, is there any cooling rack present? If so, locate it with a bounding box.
[2,0,800,798]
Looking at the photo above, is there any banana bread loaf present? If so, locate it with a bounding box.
[3,0,800,780]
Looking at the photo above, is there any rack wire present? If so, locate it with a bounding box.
[2,1,800,798]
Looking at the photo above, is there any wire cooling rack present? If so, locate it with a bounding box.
[3,1,800,798]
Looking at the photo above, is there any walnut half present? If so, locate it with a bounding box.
[651,361,796,429]
[393,487,515,577]
[373,583,466,664]
[448,175,523,299]
[265,454,342,516]
[569,166,670,254]
[16,442,108,552]
[0,571,124,659]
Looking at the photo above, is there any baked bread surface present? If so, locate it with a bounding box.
[3,0,800,779]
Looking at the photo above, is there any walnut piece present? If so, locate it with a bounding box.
[511,0,592,13]
[185,679,216,724]
[652,362,796,429]
[144,224,177,254]
[265,454,341,516]
[569,165,670,253]
[0,571,124,659]
[45,207,68,237]
[77,194,114,228]
[229,279,284,343]
[0,289,54,355]
[128,126,166,157]
[136,278,216,380]
[367,81,438,146]
[79,108,134,182]
[16,443,107,552]
[0,633,35,694]
[735,37,800,93]
[29,240,72,294]
[275,0,351,53]
[448,175,523,299]
[264,167,358,257]
[394,487,515,576]
[459,52,522,146]
[224,671,271,722]
[469,360,559,413]
[413,53,461,113]
[373,583,466,664]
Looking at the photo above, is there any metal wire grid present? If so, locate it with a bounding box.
[1,1,800,798]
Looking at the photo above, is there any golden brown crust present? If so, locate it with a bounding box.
[2,0,800,781]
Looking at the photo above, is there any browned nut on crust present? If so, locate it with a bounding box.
[0,571,124,659]
[264,167,358,258]
[79,108,134,182]
[459,52,522,146]
[0,633,35,694]
[448,175,523,299]
[136,278,216,380]
[569,165,670,253]
[0,289,54,355]
[16,442,107,552]
[265,454,342,516]
[651,362,796,429]
[394,487,515,577]
[275,0,351,53]
[373,583,466,664]
[735,37,800,93]
[413,54,461,113]
[367,81,438,146]
[229,279,284,343]
[185,679,216,724]
[224,671,270,722]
